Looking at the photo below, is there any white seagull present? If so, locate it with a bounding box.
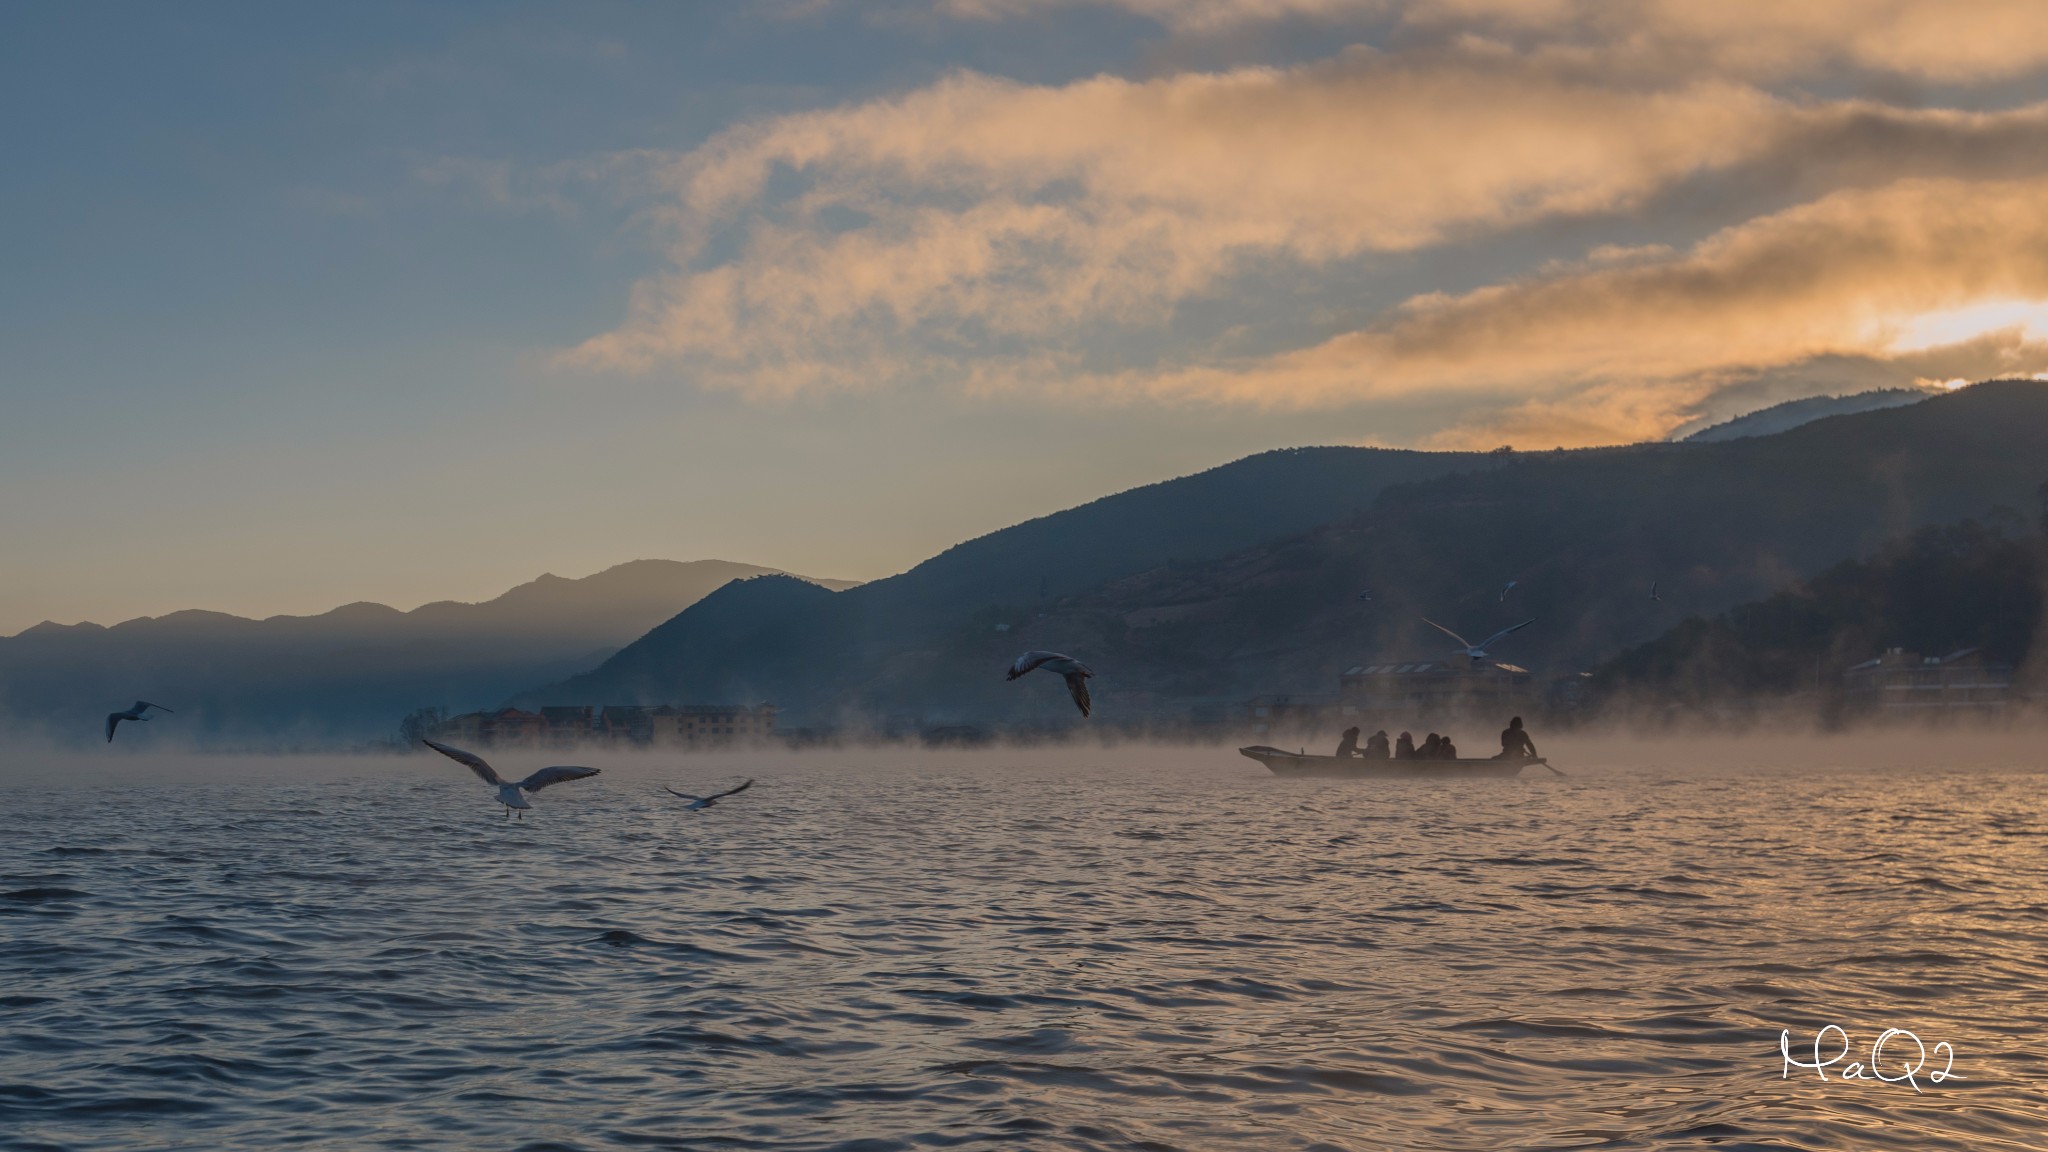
[1007,650,1094,717]
[1650,580,1662,602]
[1498,580,1519,602]
[1357,588,1373,601]
[423,739,600,819]
[105,701,172,743]
[663,779,753,811]
[1423,617,1536,661]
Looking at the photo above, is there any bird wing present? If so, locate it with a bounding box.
[106,713,121,742]
[1477,618,1537,650]
[1006,651,1063,680]
[709,778,754,801]
[663,785,705,802]
[521,765,600,793]
[520,765,599,793]
[138,701,172,713]
[1065,671,1092,717]
[423,739,500,785]
[1421,618,1473,648]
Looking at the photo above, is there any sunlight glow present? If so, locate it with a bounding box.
[1889,299,2048,353]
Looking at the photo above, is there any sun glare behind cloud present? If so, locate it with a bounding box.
[1888,298,2048,354]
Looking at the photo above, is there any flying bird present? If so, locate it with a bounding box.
[105,701,172,743]
[1357,588,1372,601]
[1007,650,1094,717]
[1498,580,1519,602]
[1650,581,1662,602]
[422,739,599,819]
[1423,617,1536,661]
[664,779,754,811]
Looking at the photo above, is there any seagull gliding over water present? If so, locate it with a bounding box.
[1007,651,1094,717]
[423,739,600,819]
[105,701,172,743]
[664,779,753,811]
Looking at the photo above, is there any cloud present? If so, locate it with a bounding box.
[565,38,2048,407]
[567,51,1795,379]
[1098,177,2048,440]
[941,0,2048,83]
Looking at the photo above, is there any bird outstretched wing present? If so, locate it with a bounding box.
[105,714,121,742]
[1421,618,1473,648]
[520,765,599,793]
[1007,651,1064,680]
[423,739,500,785]
[663,785,705,802]
[1477,618,1537,650]
[709,778,754,801]
[136,701,172,714]
[1065,671,1092,717]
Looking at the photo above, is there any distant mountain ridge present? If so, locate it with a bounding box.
[1678,388,1932,443]
[526,381,2048,726]
[0,560,856,746]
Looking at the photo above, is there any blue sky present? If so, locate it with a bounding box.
[6,1,2048,631]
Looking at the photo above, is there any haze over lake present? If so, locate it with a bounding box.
[5,739,2044,1150]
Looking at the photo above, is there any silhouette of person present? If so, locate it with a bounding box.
[1496,716,1538,759]
[1335,726,1361,757]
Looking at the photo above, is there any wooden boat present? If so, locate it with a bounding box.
[1239,745,1541,779]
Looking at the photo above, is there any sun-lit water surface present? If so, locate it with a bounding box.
[3,744,2046,1151]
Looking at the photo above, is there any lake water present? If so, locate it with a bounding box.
[3,742,2045,1150]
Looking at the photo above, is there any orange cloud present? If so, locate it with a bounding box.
[570,52,1797,376]
[1094,177,2048,440]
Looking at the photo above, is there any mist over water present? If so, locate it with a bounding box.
[3,740,2045,1150]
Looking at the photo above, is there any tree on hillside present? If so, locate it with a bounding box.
[397,706,447,745]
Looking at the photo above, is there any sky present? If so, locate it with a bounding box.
[6,1,2048,633]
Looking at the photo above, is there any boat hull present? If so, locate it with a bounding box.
[1239,745,1536,779]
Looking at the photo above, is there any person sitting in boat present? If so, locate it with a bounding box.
[1495,716,1538,760]
[1417,733,1442,759]
[1335,726,1362,757]
[1395,731,1416,759]
[1364,729,1391,759]
[1438,734,1459,759]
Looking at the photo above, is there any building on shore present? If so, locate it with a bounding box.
[430,702,777,749]
[1843,647,2014,715]
[478,707,545,747]
[540,706,595,748]
[649,703,778,748]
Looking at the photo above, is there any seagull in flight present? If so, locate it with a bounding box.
[1498,580,1519,602]
[423,739,599,819]
[1007,650,1094,717]
[1357,588,1373,601]
[105,701,172,743]
[1650,581,1662,602]
[1423,617,1536,661]
[664,779,753,811]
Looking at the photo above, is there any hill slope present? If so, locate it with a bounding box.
[520,447,1496,716]
[0,560,855,746]
[1592,518,2044,715]
[1679,388,1931,442]
[531,381,2048,725]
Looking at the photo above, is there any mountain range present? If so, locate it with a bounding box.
[0,560,855,746]
[12,381,2046,744]
[526,381,2048,727]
